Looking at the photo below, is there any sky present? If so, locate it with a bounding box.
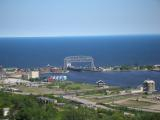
[0,0,160,37]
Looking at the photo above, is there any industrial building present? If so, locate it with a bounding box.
[143,80,156,93]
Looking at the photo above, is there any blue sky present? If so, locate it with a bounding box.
[0,0,160,37]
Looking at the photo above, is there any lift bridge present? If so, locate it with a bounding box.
[64,56,95,70]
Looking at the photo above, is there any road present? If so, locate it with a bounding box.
[63,95,114,111]
[63,95,160,113]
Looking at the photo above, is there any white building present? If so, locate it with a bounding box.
[29,71,39,79]
[23,71,40,80]
[3,108,10,117]
[96,80,106,87]
[100,67,113,72]
[143,80,156,93]
[154,64,160,67]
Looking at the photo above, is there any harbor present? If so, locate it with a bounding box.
[0,56,160,91]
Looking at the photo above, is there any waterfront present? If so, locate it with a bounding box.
[43,71,160,91]
[1,36,160,95]
[1,36,160,90]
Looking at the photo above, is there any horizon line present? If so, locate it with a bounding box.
[0,34,160,38]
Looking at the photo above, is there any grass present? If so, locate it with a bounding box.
[16,85,54,94]
[118,99,156,107]
[84,95,132,103]
[15,81,95,95]
[46,81,95,90]
[64,83,95,90]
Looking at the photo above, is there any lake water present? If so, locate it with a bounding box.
[0,36,160,67]
[67,71,160,91]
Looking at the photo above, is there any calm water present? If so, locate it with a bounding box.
[0,36,160,89]
[0,36,160,67]
[67,71,160,91]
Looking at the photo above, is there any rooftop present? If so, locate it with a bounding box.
[144,80,155,83]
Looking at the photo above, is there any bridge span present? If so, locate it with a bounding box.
[64,56,95,69]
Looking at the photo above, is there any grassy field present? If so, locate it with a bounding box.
[118,99,156,107]
[82,94,134,103]
[16,85,54,94]
[46,81,95,90]
[63,83,95,90]
[14,81,96,95]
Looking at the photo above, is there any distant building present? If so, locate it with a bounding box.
[7,73,22,79]
[37,97,57,104]
[130,86,143,94]
[96,80,106,87]
[22,71,39,80]
[30,71,39,79]
[100,67,113,72]
[143,80,156,93]
[153,64,160,71]
[47,75,67,82]
[4,67,18,74]
[22,73,30,80]
[3,108,10,117]
[39,65,51,74]
[0,66,4,80]
[154,64,160,67]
